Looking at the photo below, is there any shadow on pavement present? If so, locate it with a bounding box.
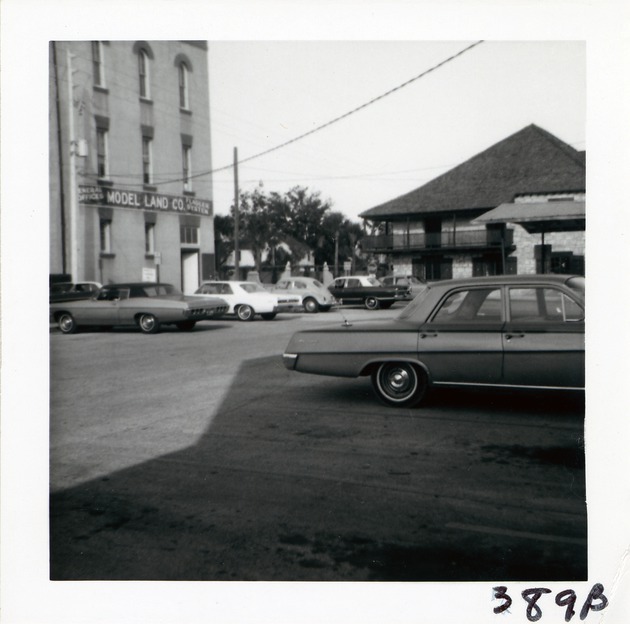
[50,355,586,581]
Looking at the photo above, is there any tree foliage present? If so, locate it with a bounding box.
[215,184,365,273]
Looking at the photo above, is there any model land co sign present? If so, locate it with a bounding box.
[79,185,212,216]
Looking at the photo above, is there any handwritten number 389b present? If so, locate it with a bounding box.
[493,584,608,622]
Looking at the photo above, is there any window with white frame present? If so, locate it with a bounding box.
[142,136,153,185]
[92,41,105,87]
[145,222,155,254]
[182,144,192,192]
[96,128,109,179]
[100,219,112,253]
[178,62,189,109]
[138,49,150,99]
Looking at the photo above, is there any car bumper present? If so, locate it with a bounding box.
[184,305,229,319]
[282,352,298,370]
[275,297,302,311]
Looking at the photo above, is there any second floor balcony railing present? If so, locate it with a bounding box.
[362,228,513,253]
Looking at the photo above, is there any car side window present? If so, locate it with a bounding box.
[509,288,584,322]
[220,284,233,295]
[276,281,289,289]
[333,279,344,289]
[294,281,307,289]
[431,288,502,323]
[97,289,112,301]
[347,279,361,287]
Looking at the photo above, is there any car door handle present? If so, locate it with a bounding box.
[505,332,525,340]
[420,332,438,339]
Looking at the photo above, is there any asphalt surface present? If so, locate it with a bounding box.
[50,306,587,581]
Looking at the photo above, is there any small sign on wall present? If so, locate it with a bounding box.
[142,267,157,282]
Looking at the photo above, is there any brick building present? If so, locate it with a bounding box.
[360,125,585,279]
[50,41,216,293]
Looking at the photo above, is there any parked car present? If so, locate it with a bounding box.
[193,280,300,321]
[283,275,585,407]
[381,275,427,299]
[49,281,102,303]
[269,277,338,313]
[327,275,410,310]
[50,282,228,334]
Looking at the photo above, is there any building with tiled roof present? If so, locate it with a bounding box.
[360,124,585,279]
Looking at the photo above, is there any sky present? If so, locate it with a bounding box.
[207,40,586,221]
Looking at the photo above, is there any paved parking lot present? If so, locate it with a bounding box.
[50,306,587,581]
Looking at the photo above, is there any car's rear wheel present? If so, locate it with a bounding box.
[261,312,277,320]
[236,304,255,321]
[176,320,196,331]
[371,362,427,407]
[58,312,77,334]
[364,296,380,310]
[303,297,318,313]
[138,313,160,334]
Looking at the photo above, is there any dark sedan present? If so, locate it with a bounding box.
[327,275,410,310]
[284,275,585,407]
[50,282,229,334]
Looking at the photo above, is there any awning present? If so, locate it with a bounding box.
[473,200,585,233]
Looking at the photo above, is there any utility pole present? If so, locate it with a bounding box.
[52,42,68,276]
[233,147,239,280]
[67,49,79,282]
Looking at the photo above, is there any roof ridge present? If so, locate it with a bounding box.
[360,124,585,219]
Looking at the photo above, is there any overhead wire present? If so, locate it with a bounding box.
[81,40,486,187]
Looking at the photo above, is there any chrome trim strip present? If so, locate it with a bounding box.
[432,381,583,391]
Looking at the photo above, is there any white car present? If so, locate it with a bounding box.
[193,281,300,321]
[269,277,338,313]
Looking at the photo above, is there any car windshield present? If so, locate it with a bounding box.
[397,287,433,320]
[240,283,266,293]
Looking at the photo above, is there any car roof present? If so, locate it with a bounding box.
[426,274,582,288]
[200,281,253,285]
[103,282,174,289]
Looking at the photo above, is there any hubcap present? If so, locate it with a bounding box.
[141,316,155,330]
[381,365,416,399]
[60,315,73,331]
[390,370,409,390]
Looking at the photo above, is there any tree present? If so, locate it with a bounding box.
[214,213,234,270]
[215,183,364,277]
[235,184,274,272]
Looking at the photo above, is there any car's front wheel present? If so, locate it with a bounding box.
[303,297,318,313]
[138,313,160,334]
[58,312,77,334]
[236,304,255,321]
[371,362,427,407]
[364,296,380,310]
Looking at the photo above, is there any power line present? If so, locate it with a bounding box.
[103,40,484,188]
[211,40,485,176]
